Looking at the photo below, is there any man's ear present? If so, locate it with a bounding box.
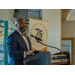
[15,24,17,27]
[15,20,18,27]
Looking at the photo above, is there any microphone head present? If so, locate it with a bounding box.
[30,34,42,42]
[30,34,34,37]
[35,36,42,41]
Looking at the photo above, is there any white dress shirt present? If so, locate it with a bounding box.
[16,30,30,58]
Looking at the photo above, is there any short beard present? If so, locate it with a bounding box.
[15,27,26,33]
[20,30,25,33]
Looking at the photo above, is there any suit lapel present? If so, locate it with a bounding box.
[15,30,28,51]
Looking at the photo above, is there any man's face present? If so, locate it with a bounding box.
[17,19,27,33]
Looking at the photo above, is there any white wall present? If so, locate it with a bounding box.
[0,9,8,20]
[0,9,16,38]
[62,21,75,65]
[7,9,17,24]
[42,9,62,54]
[62,21,75,37]
[62,21,75,49]
[0,9,16,24]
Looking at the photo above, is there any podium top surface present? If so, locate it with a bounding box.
[23,52,51,65]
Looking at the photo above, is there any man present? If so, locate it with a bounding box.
[6,18,50,65]
[6,18,34,65]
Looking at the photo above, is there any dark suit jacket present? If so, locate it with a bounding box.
[6,30,31,65]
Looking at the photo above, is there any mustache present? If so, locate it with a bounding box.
[20,26,27,28]
[15,27,26,32]
[20,27,25,29]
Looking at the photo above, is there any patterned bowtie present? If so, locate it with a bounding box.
[21,33,26,36]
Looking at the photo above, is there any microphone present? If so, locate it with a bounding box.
[30,34,42,41]
[30,34,63,54]
[37,40,63,54]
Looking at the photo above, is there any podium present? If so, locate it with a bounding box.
[23,52,51,65]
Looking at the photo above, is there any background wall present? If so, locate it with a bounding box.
[62,21,75,48]
[0,9,16,37]
[42,9,62,54]
[62,21,75,64]
[62,21,75,37]
[7,9,17,24]
[0,9,16,24]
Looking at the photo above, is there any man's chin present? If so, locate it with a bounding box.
[21,30,26,33]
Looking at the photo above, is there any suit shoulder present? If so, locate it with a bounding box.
[7,30,16,39]
[6,30,17,43]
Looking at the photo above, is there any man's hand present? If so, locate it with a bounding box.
[43,50,51,54]
[26,50,35,55]
[39,50,51,54]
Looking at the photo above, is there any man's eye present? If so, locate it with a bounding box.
[20,25,23,27]
[24,26,27,28]
[21,23,23,24]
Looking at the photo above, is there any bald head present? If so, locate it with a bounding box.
[15,18,26,25]
[15,18,27,33]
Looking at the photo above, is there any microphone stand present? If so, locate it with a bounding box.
[37,40,63,54]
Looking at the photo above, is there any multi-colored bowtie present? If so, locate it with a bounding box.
[21,33,26,36]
